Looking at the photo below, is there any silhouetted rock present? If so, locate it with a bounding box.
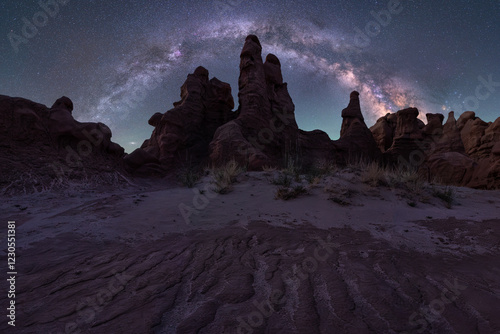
[209,35,299,170]
[0,95,125,194]
[456,111,476,130]
[383,108,424,166]
[133,66,235,172]
[370,112,397,152]
[422,113,444,136]
[334,91,381,163]
[440,111,465,153]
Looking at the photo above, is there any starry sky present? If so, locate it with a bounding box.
[1,0,499,153]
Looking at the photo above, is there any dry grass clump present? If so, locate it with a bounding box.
[211,159,244,194]
[178,166,201,188]
[432,186,455,209]
[360,162,388,187]
[386,166,424,192]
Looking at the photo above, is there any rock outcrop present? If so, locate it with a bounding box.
[382,108,425,166]
[0,95,125,194]
[209,35,301,170]
[334,91,381,163]
[130,66,236,174]
[371,108,500,189]
[209,36,375,170]
[369,112,397,153]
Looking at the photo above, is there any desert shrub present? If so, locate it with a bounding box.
[316,158,338,175]
[211,159,244,194]
[275,185,308,200]
[361,162,387,187]
[432,186,455,209]
[178,166,201,188]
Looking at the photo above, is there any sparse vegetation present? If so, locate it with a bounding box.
[387,165,424,193]
[361,162,387,187]
[432,186,455,209]
[275,185,308,200]
[283,144,303,180]
[211,159,244,194]
[178,166,201,188]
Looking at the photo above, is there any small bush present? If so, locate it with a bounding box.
[275,185,308,200]
[388,166,424,192]
[361,162,387,187]
[211,159,243,194]
[178,166,201,188]
[283,153,302,179]
[432,187,455,209]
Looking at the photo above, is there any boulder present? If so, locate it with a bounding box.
[421,152,476,186]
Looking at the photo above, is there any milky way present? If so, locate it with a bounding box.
[1,0,499,153]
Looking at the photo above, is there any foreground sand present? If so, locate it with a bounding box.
[1,171,499,333]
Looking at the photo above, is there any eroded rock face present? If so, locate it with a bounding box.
[134,66,235,173]
[383,108,424,166]
[334,91,381,163]
[0,95,125,194]
[209,35,300,170]
[370,113,397,153]
[422,152,476,186]
[440,111,465,153]
[371,107,500,189]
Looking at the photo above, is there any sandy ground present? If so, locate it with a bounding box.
[0,171,499,333]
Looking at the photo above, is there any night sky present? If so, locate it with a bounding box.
[1,0,499,153]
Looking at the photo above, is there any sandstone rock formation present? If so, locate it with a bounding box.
[209,36,376,170]
[371,108,500,189]
[382,107,425,166]
[0,95,125,194]
[209,35,301,170]
[134,35,394,173]
[334,91,381,163]
[130,66,236,174]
